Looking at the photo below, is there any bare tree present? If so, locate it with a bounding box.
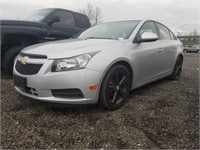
[93,6,103,25]
[78,3,103,25]
[193,29,198,36]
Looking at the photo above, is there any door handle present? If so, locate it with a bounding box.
[157,48,163,53]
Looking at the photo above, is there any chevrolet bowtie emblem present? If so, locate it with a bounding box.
[19,56,29,65]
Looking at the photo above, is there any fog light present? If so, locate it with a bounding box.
[89,85,97,90]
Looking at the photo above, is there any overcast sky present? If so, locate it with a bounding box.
[0,0,199,35]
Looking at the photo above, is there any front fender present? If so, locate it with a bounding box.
[86,50,134,100]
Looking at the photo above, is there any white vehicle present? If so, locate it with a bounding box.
[183,45,200,53]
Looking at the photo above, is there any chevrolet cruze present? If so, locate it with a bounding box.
[13,20,183,110]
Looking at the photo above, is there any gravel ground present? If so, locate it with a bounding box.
[1,53,199,149]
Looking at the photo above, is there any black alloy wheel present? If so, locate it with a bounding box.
[99,65,131,110]
[169,56,183,80]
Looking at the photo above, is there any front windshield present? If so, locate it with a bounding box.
[24,9,53,23]
[77,21,140,40]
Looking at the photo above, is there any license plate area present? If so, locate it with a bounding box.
[14,75,27,91]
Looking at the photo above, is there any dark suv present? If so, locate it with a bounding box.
[1,8,91,74]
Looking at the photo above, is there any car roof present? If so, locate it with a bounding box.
[100,20,142,25]
[101,19,165,25]
[36,8,89,18]
[47,8,89,16]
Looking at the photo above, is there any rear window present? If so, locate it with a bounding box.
[74,13,91,29]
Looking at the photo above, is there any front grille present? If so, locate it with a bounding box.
[20,53,47,59]
[52,89,84,99]
[15,60,43,75]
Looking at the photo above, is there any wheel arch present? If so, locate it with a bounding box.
[178,53,183,61]
[1,33,39,56]
[171,53,183,72]
[96,58,134,100]
[113,61,133,81]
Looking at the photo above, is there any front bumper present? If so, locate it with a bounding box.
[13,58,102,104]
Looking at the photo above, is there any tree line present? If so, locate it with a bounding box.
[78,3,103,26]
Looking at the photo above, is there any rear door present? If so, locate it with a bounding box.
[42,10,82,41]
[154,22,176,75]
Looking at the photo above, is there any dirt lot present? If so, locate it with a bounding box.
[1,53,199,149]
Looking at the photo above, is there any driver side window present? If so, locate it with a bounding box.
[139,21,158,36]
[156,23,171,40]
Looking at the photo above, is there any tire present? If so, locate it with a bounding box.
[99,65,132,110]
[183,49,187,53]
[169,56,183,80]
[2,46,25,74]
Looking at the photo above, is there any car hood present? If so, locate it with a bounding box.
[0,20,41,27]
[22,39,125,59]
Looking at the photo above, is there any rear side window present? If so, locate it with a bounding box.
[156,23,171,40]
[51,10,75,27]
[74,13,91,29]
[139,21,158,36]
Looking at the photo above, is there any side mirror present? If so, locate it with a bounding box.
[136,32,158,43]
[47,16,60,26]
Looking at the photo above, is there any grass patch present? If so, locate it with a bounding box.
[181,40,200,46]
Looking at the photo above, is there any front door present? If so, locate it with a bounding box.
[132,21,161,85]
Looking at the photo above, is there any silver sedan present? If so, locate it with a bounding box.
[13,20,183,110]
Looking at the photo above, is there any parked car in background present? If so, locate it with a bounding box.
[183,45,200,53]
[1,8,91,74]
[13,20,183,110]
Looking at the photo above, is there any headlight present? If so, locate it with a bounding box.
[52,53,98,72]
